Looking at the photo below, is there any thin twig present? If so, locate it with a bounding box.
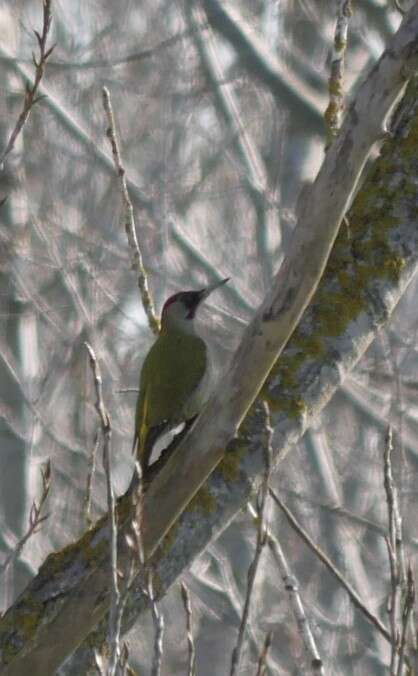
[394,0,407,15]
[0,460,51,577]
[247,498,324,674]
[93,649,106,676]
[125,469,160,675]
[181,582,197,676]
[84,429,100,528]
[385,534,399,674]
[230,401,273,676]
[384,428,404,578]
[101,86,159,336]
[110,552,137,676]
[104,487,148,676]
[129,461,146,564]
[0,0,55,166]
[87,344,138,674]
[85,342,120,676]
[324,0,352,146]
[147,570,165,676]
[383,426,413,675]
[255,631,273,676]
[384,426,403,674]
[397,564,415,676]
[269,488,392,644]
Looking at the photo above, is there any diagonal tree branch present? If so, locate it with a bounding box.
[0,8,417,676]
[139,6,418,561]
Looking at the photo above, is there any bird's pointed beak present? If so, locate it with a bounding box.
[199,277,230,301]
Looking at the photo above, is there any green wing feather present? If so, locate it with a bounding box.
[134,332,207,466]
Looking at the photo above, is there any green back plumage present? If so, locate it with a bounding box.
[136,330,207,435]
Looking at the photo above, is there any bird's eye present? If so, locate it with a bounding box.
[185,292,201,308]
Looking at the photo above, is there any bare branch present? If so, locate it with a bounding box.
[249,498,325,673]
[84,430,100,528]
[269,488,391,644]
[0,460,51,578]
[230,401,273,676]
[101,87,159,336]
[394,0,407,15]
[324,0,353,145]
[85,342,120,675]
[255,631,273,676]
[383,426,416,675]
[93,649,106,676]
[384,426,403,674]
[0,0,55,166]
[396,564,415,676]
[181,583,196,676]
[147,571,165,676]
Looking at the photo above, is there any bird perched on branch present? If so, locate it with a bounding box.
[132,278,229,483]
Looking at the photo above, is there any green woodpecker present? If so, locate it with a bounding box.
[133,278,229,479]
